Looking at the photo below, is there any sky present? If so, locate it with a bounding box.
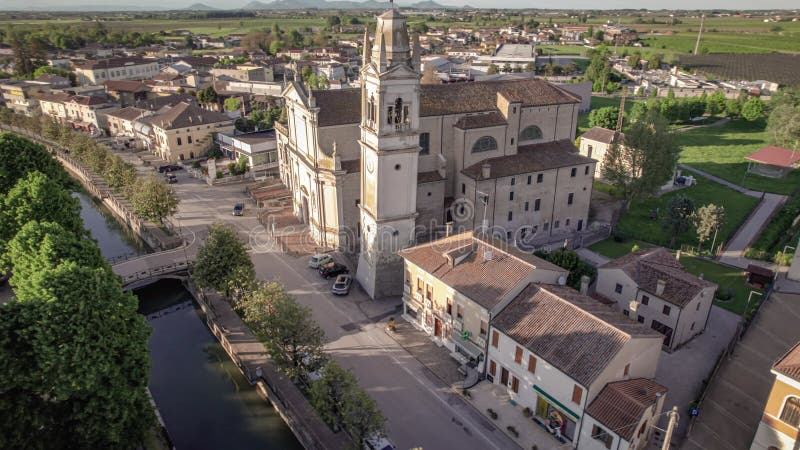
[3,0,799,11]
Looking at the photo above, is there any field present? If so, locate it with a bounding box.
[677,119,800,195]
[678,54,800,88]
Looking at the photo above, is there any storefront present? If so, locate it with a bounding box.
[533,385,579,442]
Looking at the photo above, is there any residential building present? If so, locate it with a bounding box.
[275,9,591,298]
[596,248,718,350]
[216,130,279,174]
[75,57,159,86]
[0,81,50,116]
[104,80,153,106]
[578,126,623,179]
[210,65,274,83]
[34,73,72,89]
[751,341,800,450]
[135,101,234,162]
[63,95,116,134]
[38,92,73,123]
[488,283,666,448]
[399,231,568,371]
[105,107,154,138]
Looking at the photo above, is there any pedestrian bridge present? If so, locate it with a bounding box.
[113,257,192,289]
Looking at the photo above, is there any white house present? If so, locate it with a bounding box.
[216,130,279,173]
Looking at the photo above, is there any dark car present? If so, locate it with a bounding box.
[158,164,182,173]
[165,173,178,184]
[232,203,244,216]
[319,262,349,279]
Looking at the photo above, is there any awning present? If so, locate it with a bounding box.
[534,385,580,421]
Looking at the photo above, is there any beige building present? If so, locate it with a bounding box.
[751,341,800,450]
[135,102,234,162]
[596,248,717,350]
[105,107,154,138]
[578,126,623,179]
[488,283,666,449]
[275,8,595,298]
[75,57,159,86]
[39,92,73,123]
[210,65,274,83]
[0,81,50,116]
[398,231,568,370]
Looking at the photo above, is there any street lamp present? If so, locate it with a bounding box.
[782,245,796,266]
[744,290,763,317]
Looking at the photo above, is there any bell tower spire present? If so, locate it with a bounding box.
[356,8,422,299]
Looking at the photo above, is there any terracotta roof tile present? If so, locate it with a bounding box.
[493,284,662,386]
[745,146,800,169]
[454,111,507,130]
[105,107,151,121]
[773,341,800,383]
[104,80,151,93]
[600,248,716,308]
[149,102,231,130]
[461,140,594,180]
[78,57,153,70]
[581,126,623,145]
[398,231,566,310]
[586,378,667,441]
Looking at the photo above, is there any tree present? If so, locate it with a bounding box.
[588,106,620,129]
[533,248,596,290]
[706,91,726,116]
[629,102,649,123]
[326,15,341,29]
[342,386,386,448]
[664,194,696,248]
[196,86,218,105]
[649,53,664,70]
[0,263,153,449]
[766,92,800,149]
[486,64,499,75]
[32,66,76,86]
[310,361,357,431]
[193,223,255,298]
[0,133,72,193]
[694,204,725,253]
[628,51,642,69]
[128,175,179,225]
[0,171,84,256]
[502,63,512,73]
[2,221,107,296]
[224,97,242,112]
[741,97,765,121]
[725,98,742,118]
[602,109,680,202]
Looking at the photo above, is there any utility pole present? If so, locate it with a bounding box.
[661,406,679,450]
[617,88,627,131]
[693,14,705,55]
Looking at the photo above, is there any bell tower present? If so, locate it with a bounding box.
[356,8,422,299]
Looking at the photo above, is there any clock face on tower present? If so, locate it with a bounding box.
[366,159,375,173]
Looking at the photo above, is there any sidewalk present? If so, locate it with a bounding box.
[191,287,350,450]
[678,163,761,197]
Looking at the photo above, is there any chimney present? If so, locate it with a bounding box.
[483,250,493,262]
[656,279,666,296]
[481,163,491,179]
[580,275,590,295]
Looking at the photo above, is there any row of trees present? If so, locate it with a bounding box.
[192,224,386,447]
[0,110,179,226]
[0,133,153,448]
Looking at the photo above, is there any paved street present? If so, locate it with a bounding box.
[123,164,517,450]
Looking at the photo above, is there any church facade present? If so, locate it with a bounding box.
[275,9,596,298]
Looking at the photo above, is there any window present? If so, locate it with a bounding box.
[489,360,496,377]
[696,302,701,311]
[472,136,498,153]
[187,135,193,144]
[507,211,513,221]
[509,191,514,201]
[624,363,630,376]
[510,177,515,186]
[176,137,182,145]
[480,320,488,336]
[527,175,532,185]
[491,330,499,348]
[591,425,613,449]
[537,173,543,183]
[511,376,519,393]
[615,283,623,294]
[416,278,423,293]
[623,309,630,317]
[572,385,583,404]
[524,202,529,211]
[534,198,541,211]
[690,322,695,331]
[456,304,463,320]
[446,299,452,315]
[568,193,574,205]
[780,397,800,427]
[419,132,430,155]
[554,220,560,229]
[565,218,571,227]
[528,356,537,374]
[663,305,671,315]
[637,315,645,323]
[544,222,549,231]
[641,295,649,305]
[585,165,590,175]
[426,284,433,300]
[461,183,466,194]
[519,125,543,141]
[514,346,523,364]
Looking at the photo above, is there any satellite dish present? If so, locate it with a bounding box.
[557,276,566,286]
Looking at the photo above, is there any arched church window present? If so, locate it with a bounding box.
[472,136,498,153]
[520,125,543,141]
[394,98,403,124]
[781,396,800,427]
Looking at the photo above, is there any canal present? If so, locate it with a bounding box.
[77,192,301,450]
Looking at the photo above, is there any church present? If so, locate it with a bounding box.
[275,8,596,298]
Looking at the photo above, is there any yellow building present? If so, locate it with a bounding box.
[751,341,800,450]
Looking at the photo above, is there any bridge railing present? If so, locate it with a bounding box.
[120,261,192,285]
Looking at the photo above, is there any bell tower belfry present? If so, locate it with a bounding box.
[356,8,423,299]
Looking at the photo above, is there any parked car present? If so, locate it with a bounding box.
[308,253,334,269]
[165,173,178,184]
[319,262,348,279]
[364,435,395,450]
[158,164,182,173]
[331,274,353,295]
[232,203,244,216]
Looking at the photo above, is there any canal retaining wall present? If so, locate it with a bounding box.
[186,282,350,450]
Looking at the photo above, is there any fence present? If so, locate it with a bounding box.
[118,261,191,286]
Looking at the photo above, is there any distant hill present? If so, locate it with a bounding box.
[185,2,217,9]
[241,0,449,9]
[409,1,454,9]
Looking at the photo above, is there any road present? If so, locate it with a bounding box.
[131,165,516,450]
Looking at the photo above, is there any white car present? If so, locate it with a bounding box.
[308,253,333,269]
[364,435,395,450]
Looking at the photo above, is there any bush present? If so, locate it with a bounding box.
[192,160,202,169]
[714,287,733,301]
[533,248,597,290]
[745,196,800,261]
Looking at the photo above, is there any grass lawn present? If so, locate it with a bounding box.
[589,238,653,259]
[615,181,759,249]
[678,118,800,195]
[678,255,763,316]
